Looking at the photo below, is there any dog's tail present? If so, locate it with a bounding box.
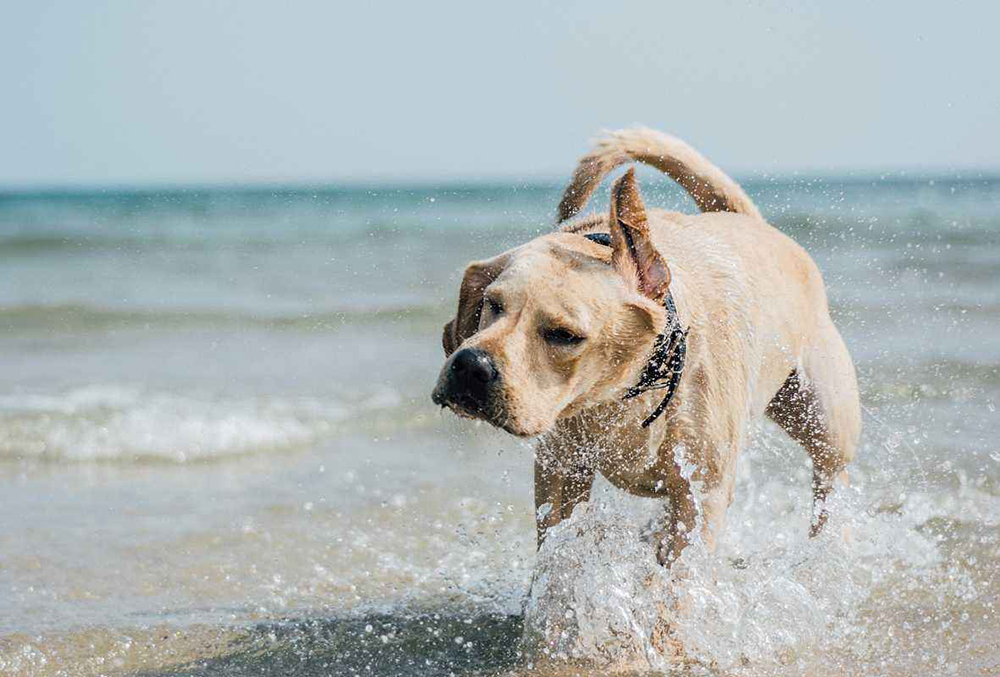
[556,127,762,223]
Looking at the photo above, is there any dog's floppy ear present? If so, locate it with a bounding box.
[442,256,505,356]
[609,168,670,300]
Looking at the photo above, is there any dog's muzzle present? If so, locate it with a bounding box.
[432,347,500,417]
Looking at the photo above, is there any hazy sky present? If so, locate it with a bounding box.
[2,2,998,187]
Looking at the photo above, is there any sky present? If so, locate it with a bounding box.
[2,1,998,187]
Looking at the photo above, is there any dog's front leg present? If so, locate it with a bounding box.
[654,487,697,566]
[533,442,595,549]
[654,465,734,566]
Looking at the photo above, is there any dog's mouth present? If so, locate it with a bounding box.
[431,388,523,435]
[434,392,497,423]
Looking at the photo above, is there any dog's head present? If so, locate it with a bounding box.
[432,169,672,436]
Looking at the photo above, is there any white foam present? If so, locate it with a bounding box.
[0,384,399,462]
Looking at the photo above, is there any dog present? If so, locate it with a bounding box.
[432,128,860,565]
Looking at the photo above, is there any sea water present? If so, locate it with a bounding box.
[0,175,997,675]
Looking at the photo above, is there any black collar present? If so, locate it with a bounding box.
[585,232,689,427]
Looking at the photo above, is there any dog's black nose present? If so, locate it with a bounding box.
[441,348,498,411]
[452,348,496,384]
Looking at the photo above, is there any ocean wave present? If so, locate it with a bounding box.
[0,303,443,332]
[0,384,401,463]
[0,233,357,254]
[0,233,103,254]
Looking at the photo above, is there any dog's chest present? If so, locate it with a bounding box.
[594,426,700,498]
[552,402,703,497]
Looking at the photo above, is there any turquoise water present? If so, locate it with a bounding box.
[0,176,998,675]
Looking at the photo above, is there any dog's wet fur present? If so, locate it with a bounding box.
[432,128,859,565]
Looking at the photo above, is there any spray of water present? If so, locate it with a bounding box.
[518,410,978,673]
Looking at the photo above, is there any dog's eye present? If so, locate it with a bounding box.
[485,297,503,316]
[543,328,585,346]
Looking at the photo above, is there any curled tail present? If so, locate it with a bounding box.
[557,127,762,223]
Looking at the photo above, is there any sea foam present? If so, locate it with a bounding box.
[0,384,399,462]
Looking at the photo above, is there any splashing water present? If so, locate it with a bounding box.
[521,415,992,674]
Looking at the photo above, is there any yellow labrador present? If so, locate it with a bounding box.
[432,128,859,564]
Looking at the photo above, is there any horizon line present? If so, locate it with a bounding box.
[2,167,1000,197]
